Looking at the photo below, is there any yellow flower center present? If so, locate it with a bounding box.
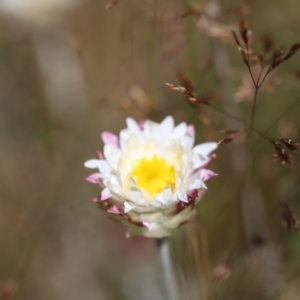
[130,156,175,196]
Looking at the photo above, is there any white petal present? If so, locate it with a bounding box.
[189,179,207,190]
[173,122,187,138]
[129,177,137,188]
[193,142,218,157]
[143,222,156,231]
[160,116,174,135]
[126,117,141,133]
[143,226,171,238]
[124,202,134,213]
[84,159,102,169]
[154,186,173,205]
[180,135,194,149]
[101,188,112,201]
[84,159,111,173]
[125,134,145,160]
[105,175,124,196]
[104,144,121,170]
[99,161,111,173]
[129,187,148,206]
[110,174,121,186]
[177,190,188,202]
[143,120,162,139]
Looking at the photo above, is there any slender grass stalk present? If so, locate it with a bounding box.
[156,238,180,300]
[206,0,283,296]
[148,0,158,107]
[184,0,198,89]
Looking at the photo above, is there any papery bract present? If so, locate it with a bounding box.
[84,116,218,238]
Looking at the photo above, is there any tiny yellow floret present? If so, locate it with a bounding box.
[131,156,175,196]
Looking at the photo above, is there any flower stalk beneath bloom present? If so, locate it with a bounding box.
[156,238,180,300]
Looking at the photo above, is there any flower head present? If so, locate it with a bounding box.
[84,116,218,238]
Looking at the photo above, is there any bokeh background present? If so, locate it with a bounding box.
[1,0,300,299]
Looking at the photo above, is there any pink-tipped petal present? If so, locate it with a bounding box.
[86,173,102,184]
[143,222,156,231]
[108,205,122,214]
[139,120,145,130]
[97,151,104,159]
[187,125,195,136]
[187,189,199,201]
[199,169,218,182]
[101,188,112,201]
[201,154,216,169]
[101,132,119,147]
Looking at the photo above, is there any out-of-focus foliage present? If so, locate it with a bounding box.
[0,0,300,299]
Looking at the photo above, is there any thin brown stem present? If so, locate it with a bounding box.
[245,46,257,88]
[257,67,271,89]
[256,64,265,88]
[250,94,300,150]
[250,85,259,128]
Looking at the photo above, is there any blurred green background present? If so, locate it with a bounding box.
[0,0,300,299]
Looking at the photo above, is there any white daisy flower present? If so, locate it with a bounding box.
[84,116,218,238]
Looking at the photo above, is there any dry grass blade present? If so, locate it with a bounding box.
[232,30,251,66]
[177,69,195,92]
[284,42,300,60]
[232,30,242,49]
[239,20,251,46]
[270,48,285,70]
[165,83,209,105]
[218,138,234,145]
[270,43,300,70]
